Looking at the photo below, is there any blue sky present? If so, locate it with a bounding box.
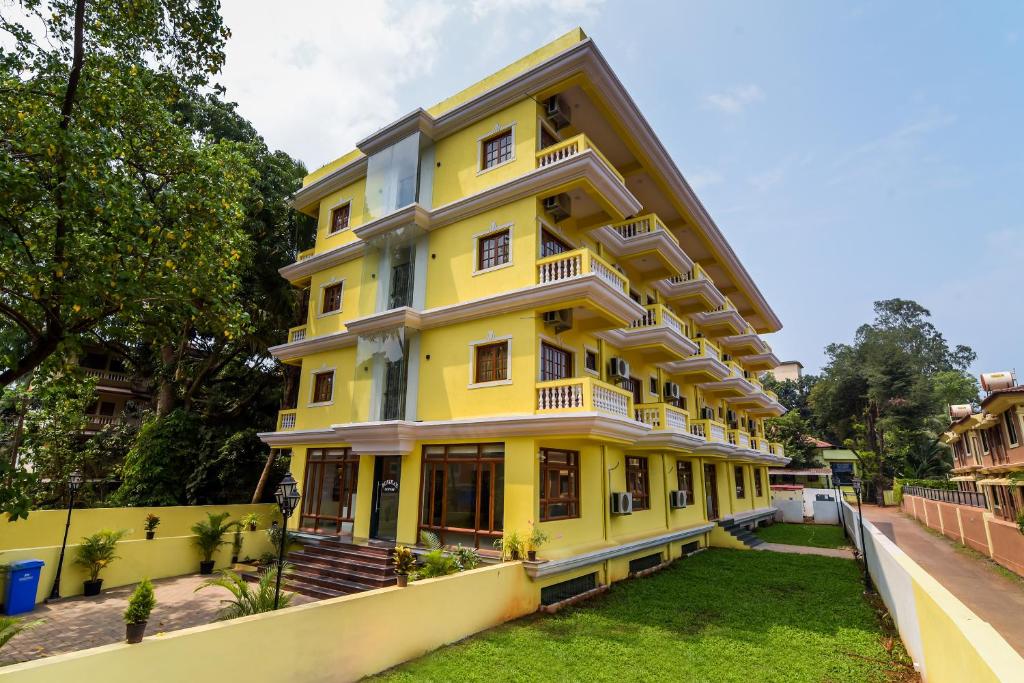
[221,1,1024,377]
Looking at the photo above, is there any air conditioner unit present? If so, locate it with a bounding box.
[669,490,688,509]
[610,491,633,515]
[542,194,571,221]
[726,409,737,423]
[545,95,571,130]
[663,382,681,401]
[608,357,630,381]
[542,308,573,333]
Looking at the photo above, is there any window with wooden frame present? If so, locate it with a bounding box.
[540,341,573,381]
[1004,411,1019,446]
[584,348,599,374]
[322,282,343,314]
[420,443,505,548]
[329,203,350,234]
[626,456,650,510]
[734,466,746,499]
[980,429,990,453]
[299,448,359,534]
[474,341,509,384]
[540,228,571,257]
[676,460,694,505]
[477,228,510,271]
[481,128,513,170]
[649,376,658,397]
[311,371,334,404]
[539,448,580,521]
[754,468,763,497]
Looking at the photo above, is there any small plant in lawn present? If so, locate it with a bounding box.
[191,512,232,575]
[144,514,160,540]
[73,529,126,595]
[392,545,416,586]
[525,521,549,561]
[196,565,293,620]
[241,512,261,531]
[493,530,525,561]
[123,578,156,643]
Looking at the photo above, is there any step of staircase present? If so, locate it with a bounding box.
[718,520,765,549]
[284,537,397,599]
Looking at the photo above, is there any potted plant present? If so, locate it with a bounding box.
[73,529,126,596]
[144,514,160,540]
[123,578,156,644]
[525,522,549,562]
[191,512,232,575]
[241,512,260,532]
[493,529,525,561]
[392,545,415,587]
[230,522,244,565]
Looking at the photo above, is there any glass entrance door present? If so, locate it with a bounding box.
[370,456,402,541]
[704,463,719,521]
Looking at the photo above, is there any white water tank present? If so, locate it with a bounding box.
[980,371,1015,392]
[948,404,972,420]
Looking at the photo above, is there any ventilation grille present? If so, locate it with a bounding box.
[628,553,662,574]
[541,572,597,606]
[681,541,700,555]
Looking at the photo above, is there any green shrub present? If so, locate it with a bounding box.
[191,512,232,562]
[123,578,156,624]
[413,549,459,580]
[895,478,956,491]
[73,529,126,581]
[113,410,202,506]
[493,530,525,561]
[453,545,480,571]
[196,565,293,619]
[392,545,416,575]
[0,616,40,652]
[144,514,160,532]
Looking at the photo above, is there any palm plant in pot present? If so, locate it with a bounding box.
[191,512,232,575]
[392,545,416,587]
[123,578,156,644]
[73,529,126,596]
[493,529,525,561]
[144,514,160,540]
[525,522,549,562]
[229,522,244,564]
[241,512,260,532]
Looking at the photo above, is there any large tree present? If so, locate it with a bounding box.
[0,0,254,386]
[809,299,978,501]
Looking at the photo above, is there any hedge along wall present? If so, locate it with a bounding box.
[0,504,277,604]
[0,561,539,683]
[840,501,1024,682]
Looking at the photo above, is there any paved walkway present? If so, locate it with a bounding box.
[862,504,1024,657]
[755,542,855,559]
[0,574,315,665]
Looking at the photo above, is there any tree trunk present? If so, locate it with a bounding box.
[251,448,278,504]
[156,345,178,416]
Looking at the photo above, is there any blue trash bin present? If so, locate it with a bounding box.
[3,559,44,616]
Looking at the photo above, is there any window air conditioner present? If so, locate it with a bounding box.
[663,382,681,401]
[545,95,571,130]
[541,308,573,333]
[669,490,688,509]
[608,358,630,381]
[610,491,633,515]
[542,194,571,222]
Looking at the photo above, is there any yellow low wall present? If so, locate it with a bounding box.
[0,562,539,683]
[0,504,277,603]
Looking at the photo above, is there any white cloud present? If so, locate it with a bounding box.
[686,168,724,191]
[701,84,764,114]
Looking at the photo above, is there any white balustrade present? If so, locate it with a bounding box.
[635,406,662,428]
[279,413,297,430]
[690,423,706,439]
[710,423,726,442]
[538,252,583,284]
[665,408,688,431]
[537,382,585,411]
[592,382,629,417]
[537,139,581,168]
[290,328,306,343]
[590,258,625,291]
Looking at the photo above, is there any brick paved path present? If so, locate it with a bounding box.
[0,574,314,665]
[755,542,856,559]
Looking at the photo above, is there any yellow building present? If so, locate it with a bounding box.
[259,28,789,600]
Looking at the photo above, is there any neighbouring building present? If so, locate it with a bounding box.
[259,29,789,600]
[768,360,802,383]
[76,348,149,435]
[768,436,858,488]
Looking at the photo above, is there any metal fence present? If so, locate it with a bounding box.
[903,485,987,508]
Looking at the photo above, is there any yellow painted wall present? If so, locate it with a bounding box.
[294,346,363,428]
[0,563,540,683]
[0,504,276,604]
[313,176,367,252]
[304,257,367,337]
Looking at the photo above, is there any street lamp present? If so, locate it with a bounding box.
[273,472,300,610]
[852,477,873,594]
[833,473,847,538]
[47,470,83,602]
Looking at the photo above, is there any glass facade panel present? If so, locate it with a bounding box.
[364,133,434,222]
[419,443,505,547]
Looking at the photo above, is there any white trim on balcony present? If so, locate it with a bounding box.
[589,216,692,279]
[692,307,747,337]
[717,333,769,356]
[279,239,365,284]
[737,350,781,372]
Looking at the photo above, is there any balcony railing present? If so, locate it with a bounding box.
[690,418,727,443]
[288,325,307,343]
[690,338,722,360]
[635,402,689,432]
[712,296,737,313]
[278,410,297,431]
[728,429,751,450]
[82,367,133,384]
[535,134,625,184]
[670,262,710,284]
[753,436,771,453]
[297,248,315,262]
[537,247,628,295]
[536,377,634,419]
[605,214,679,245]
[629,304,690,338]
[765,389,779,403]
[903,486,986,508]
[768,442,786,457]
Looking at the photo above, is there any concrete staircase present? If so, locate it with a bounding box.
[717,519,765,548]
[283,536,396,599]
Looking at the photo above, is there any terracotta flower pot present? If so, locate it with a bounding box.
[126,621,147,644]
[396,574,408,587]
[145,531,155,540]
[83,579,103,596]
[199,560,215,575]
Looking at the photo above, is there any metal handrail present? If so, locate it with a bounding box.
[903,486,986,508]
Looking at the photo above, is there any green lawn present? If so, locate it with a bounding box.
[371,549,912,683]
[754,523,851,549]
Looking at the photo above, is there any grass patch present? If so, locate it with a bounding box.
[753,523,850,549]
[371,549,914,682]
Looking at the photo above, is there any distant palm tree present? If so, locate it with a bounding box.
[196,564,293,620]
[902,436,950,479]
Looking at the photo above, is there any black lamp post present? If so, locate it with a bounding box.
[47,470,83,602]
[273,472,300,610]
[833,473,847,538]
[852,477,873,593]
